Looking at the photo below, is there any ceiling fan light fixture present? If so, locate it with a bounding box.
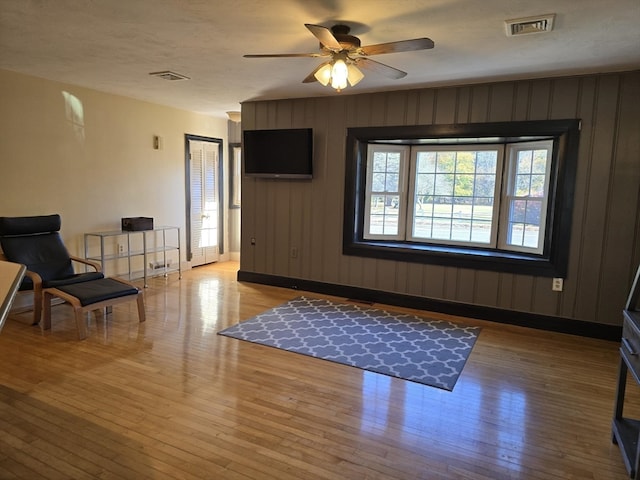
[347,64,364,86]
[331,59,349,91]
[247,23,433,91]
[314,63,333,86]
[314,58,361,91]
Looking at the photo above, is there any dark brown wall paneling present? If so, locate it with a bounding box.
[575,75,620,322]
[597,74,640,322]
[240,70,640,329]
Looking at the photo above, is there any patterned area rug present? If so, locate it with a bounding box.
[218,296,481,391]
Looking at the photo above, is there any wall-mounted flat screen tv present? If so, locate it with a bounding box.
[243,128,313,179]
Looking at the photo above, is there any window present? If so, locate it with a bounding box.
[499,141,553,253]
[343,120,580,277]
[364,140,554,255]
[364,145,408,240]
[409,145,501,247]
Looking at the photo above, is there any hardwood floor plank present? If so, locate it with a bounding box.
[0,437,68,480]
[0,262,633,479]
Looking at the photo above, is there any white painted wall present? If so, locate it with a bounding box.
[0,69,230,267]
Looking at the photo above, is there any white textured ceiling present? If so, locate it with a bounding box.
[1,0,639,119]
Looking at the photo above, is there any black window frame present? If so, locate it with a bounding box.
[342,120,581,277]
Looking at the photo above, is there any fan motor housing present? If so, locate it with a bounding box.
[327,24,361,51]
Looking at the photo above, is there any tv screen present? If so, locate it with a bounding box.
[243,128,313,179]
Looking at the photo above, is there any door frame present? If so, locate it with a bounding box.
[184,134,224,262]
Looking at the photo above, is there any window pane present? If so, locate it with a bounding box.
[372,172,386,192]
[432,216,452,240]
[510,199,527,223]
[451,220,471,241]
[515,175,531,196]
[476,152,497,173]
[475,174,496,198]
[415,173,435,196]
[386,173,399,192]
[532,150,548,173]
[417,152,436,173]
[509,223,525,246]
[456,152,475,172]
[470,219,492,243]
[517,151,532,173]
[373,152,388,171]
[413,213,433,238]
[371,152,401,194]
[504,143,551,252]
[454,174,474,196]
[436,152,455,172]
[507,198,544,248]
[434,174,454,195]
[523,226,540,248]
[411,149,498,245]
[530,174,546,197]
[525,200,542,225]
[368,195,399,236]
[387,153,400,171]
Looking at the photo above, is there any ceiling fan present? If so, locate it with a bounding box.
[244,24,435,91]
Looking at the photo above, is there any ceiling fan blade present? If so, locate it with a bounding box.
[302,62,330,83]
[304,23,342,51]
[356,58,407,79]
[244,53,327,58]
[359,38,434,56]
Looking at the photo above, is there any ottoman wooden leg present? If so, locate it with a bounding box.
[137,293,146,323]
[42,287,89,339]
[74,306,88,340]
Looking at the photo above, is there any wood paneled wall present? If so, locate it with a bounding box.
[240,70,640,327]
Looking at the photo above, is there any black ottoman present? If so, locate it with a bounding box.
[42,277,145,339]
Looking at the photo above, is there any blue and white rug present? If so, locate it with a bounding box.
[218,296,480,391]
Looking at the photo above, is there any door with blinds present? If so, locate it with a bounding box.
[187,136,221,267]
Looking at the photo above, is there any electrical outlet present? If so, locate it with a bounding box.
[117,243,125,255]
[552,278,564,292]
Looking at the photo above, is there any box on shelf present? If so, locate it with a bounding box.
[150,260,172,270]
[121,217,154,231]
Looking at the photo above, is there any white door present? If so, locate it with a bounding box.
[189,139,220,266]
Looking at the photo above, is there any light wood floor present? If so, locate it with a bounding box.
[0,261,636,479]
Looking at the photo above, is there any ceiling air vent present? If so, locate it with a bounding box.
[505,14,555,36]
[149,70,190,81]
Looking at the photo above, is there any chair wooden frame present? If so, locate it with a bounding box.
[42,277,145,340]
